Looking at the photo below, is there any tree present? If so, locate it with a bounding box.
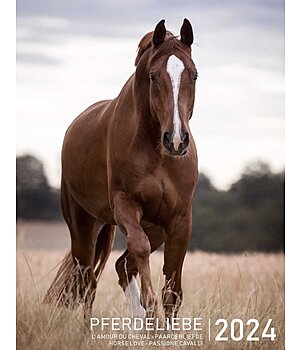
[191,163,284,252]
[17,155,61,220]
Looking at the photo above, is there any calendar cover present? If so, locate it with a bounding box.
[16,1,284,349]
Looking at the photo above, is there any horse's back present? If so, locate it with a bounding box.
[66,99,112,133]
[81,99,112,117]
[61,98,115,222]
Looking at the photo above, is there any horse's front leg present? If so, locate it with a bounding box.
[162,210,192,319]
[113,192,157,318]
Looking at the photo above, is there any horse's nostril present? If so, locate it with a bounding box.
[182,132,189,148]
[163,132,171,150]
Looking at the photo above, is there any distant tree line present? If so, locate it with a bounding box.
[17,155,62,220]
[17,155,284,252]
[191,162,284,252]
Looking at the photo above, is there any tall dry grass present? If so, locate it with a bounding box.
[17,247,284,350]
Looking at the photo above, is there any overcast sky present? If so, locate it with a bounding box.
[16,0,284,189]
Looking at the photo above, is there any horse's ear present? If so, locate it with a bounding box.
[152,19,166,47]
[180,18,193,47]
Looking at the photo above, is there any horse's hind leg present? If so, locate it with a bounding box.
[94,224,115,280]
[115,251,144,317]
[115,221,165,317]
[44,179,102,317]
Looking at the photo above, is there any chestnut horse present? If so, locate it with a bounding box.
[45,19,198,320]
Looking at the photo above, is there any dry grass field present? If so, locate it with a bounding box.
[17,222,284,350]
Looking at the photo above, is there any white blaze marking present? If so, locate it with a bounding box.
[166,54,185,150]
[124,276,146,318]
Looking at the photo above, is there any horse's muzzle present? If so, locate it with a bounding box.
[163,131,189,156]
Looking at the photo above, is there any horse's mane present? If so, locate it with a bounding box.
[135,32,155,66]
[135,31,191,66]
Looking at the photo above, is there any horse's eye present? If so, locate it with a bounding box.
[149,72,156,81]
[193,72,198,81]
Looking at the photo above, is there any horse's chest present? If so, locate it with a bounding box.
[134,174,191,224]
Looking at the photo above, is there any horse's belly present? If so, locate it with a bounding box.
[64,175,113,222]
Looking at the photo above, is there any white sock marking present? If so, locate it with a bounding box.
[166,54,185,150]
[124,276,146,318]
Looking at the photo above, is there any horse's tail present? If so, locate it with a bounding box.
[43,250,76,307]
[43,224,115,307]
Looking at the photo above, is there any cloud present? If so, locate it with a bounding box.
[17,52,61,65]
[17,0,284,40]
[16,0,284,76]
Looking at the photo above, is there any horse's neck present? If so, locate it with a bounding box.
[116,73,160,144]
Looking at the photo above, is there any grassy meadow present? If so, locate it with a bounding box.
[17,222,284,349]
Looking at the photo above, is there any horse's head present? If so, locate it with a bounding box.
[135,19,197,156]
